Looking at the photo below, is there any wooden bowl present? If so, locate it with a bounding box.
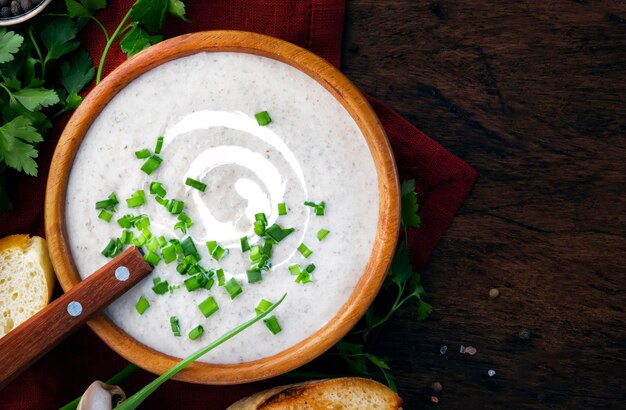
[45,31,400,384]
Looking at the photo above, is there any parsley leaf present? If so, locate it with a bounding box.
[59,49,95,94]
[0,28,24,65]
[400,179,421,228]
[167,0,189,22]
[0,116,42,176]
[120,24,163,58]
[0,116,42,144]
[131,0,169,33]
[41,18,80,62]
[9,87,60,112]
[65,0,107,18]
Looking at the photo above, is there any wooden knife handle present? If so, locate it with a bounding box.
[0,246,152,390]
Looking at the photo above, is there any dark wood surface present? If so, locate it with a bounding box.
[342,1,625,408]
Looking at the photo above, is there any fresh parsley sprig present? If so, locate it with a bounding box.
[0,10,94,211]
[0,1,189,212]
[64,0,189,84]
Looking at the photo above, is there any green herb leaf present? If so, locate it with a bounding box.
[131,0,169,33]
[9,87,60,112]
[59,49,95,94]
[400,179,420,228]
[41,18,80,62]
[120,24,163,58]
[167,0,189,21]
[0,28,24,65]
[0,116,42,176]
[65,0,107,18]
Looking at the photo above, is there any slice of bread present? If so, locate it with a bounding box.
[227,377,403,410]
[0,235,55,337]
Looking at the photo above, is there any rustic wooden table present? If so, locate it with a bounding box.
[341,1,626,408]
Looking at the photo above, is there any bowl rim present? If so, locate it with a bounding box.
[45,30,400,384]
[0,0,53,27]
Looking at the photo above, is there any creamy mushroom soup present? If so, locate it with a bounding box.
[65,52,379,363]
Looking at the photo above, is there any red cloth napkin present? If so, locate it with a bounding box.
[0,1,477,408]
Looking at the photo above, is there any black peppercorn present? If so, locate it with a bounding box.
[10,0,20,16]
[19,0,32,12]
[0,6,10,17]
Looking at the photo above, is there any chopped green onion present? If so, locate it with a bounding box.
[206,241,228,261]
[240,236,250,252]
[177,212,192,226]
[246,269,262,283]
[146,237,159,253]
[255,299,273,315]
[140,155,163,175]
[297,243,313,258]
[278,202,287,215]
[157,236,167,248]
[144,251,161,266]
[262,240,273,256]
[198,296,219,318]
[135,149,150,159]
[255,110,272,126]
[317,228,330,241]
[98,210,113,222]
[149,181,166,197]
[155,196,168,207]
[132,228,151,247]
[305,264,316,273]
[101,238,123,258]
[249,245,261,262]
[255,213,267,224]
[204,278,215,291]
[304,200,326,216]
[265,224,295,243]
[188,325,203,340]
[224,278,243,300]
[152,279,169,295]
[135,296,150,315]
[120,230,133,245]
[288,264,301,276]
[263,316,282,335]
[181,237,200,260]
[216,268,225,286]
[167,199,184,215]
[126,190,146,208]
[117,214,139,229]
[253,220,265,236]
[161,244,176,264]
[184,274,206,292]
[170,316,180,336]
[175,212,193,234]
[135,215,150,230]
[169,284,180,294]
[185,177,207,192]
[295,271,312,284]
[154,136,164,154]
[95,192,119,211]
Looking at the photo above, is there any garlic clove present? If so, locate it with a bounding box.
[77,381,126,410]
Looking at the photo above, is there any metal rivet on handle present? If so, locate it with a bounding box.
[67,301,83,317]
[115,266,130,281]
